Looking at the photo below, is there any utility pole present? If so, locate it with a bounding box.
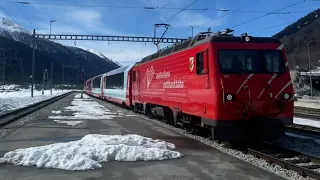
[31,29,36,97]
[190,26,193,37]
[50,20,56,94]
[308,41,313,98]
[62,59,64,92]
[50,61,53,94]
[1,49,4,86]
[50,20,56,35]
[42,69,48,95]
[80,69,84,98]
[2,57,4,86]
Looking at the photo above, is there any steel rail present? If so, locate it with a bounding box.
[0,91,73,127]
[88,94,320,178]
[286,124,320,136]
[247,141,320,179]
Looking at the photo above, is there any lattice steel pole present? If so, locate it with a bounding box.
[31,29,36,97]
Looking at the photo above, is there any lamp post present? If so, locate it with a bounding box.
[50,20,56,35]
[80,69,85,98]
[42,69,48,95]
[190,26,193,37]
[49,20,56,94]
[308,41,314,98]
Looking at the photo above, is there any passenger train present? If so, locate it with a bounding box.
[85,30,294,141]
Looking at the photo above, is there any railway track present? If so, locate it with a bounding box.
[89,95,320,179]
[286,124,320,137]
[294,106,320,120]
[0,91,73,127]
[247,141,320,179]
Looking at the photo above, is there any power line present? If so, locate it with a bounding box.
[113,0,183,55]
[195,0,262,28]
[107,0,174,48]
[162,0,199,23]
[249,20,296,34]
[114,0,199,56]
[10,0,33,25]
[7,1,311,14]
[0,4,21,26]
[231,0,307,28]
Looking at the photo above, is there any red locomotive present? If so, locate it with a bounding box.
[85,30,294,141]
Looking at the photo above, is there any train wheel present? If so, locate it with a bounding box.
[208,127,216,141]
[164,107,175,126]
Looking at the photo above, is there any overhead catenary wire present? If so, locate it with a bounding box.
[11,0,32,25]
[107,0,174,47]
[0,4,21,26]
[231,0,307,28]
[114,0,197,55]
[195,0,263,28]
[249,20,297,34]
[7,1,310,14]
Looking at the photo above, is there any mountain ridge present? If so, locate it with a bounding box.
[0,18,120,85]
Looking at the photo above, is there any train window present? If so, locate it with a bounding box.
[92,76,102,88]
[218,50,285,74]
[196,52,205,75]
[264,51,285,73]
[105,72,124,89]
[133,71,136,82]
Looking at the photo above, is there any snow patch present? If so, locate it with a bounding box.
[294,117,320,128]
[0,89,71,115]
[74,93,90,99]
[0,134,183,170]
[53,120,83,126]
[51,111,61,114]
[49,94,119,120]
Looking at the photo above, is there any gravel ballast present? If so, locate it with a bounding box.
[95,98,317,180]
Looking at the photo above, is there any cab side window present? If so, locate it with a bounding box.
[196,52,205,75]
[133,71,136,82]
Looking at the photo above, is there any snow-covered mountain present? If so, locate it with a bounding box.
[0,18,120,84]
[84,48,122,67]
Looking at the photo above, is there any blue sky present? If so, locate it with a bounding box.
[0,0,319,66]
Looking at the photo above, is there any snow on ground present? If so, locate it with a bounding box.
[49,94,120,120]
[0,89,71,115]
[0,88,65,99]
[53,120,84,126]
[0,134,183,170]
[294,117,320,129]
[51,111,61,114]
[294,100,320,109]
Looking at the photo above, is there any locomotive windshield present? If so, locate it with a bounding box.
[218,50,285,74]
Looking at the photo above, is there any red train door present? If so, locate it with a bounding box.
[137,70,140,101]
[132,70,141,103]
[195,49,210,89]
[188,49,210,114]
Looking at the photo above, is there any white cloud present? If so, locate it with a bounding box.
[65,8,101,27]
[173,11,211,27]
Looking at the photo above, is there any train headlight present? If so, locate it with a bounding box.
[283,93,290,100]
[226,94,233,101]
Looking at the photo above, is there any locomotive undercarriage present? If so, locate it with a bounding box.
[134,103,285,141]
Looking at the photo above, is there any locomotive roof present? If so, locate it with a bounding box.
[138,32,280,65]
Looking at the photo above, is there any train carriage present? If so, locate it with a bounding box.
[85,78,93,95]
[101,65,134,106]
[85,30,294,141]
[90,74,105,98]
[131,31,294,141]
